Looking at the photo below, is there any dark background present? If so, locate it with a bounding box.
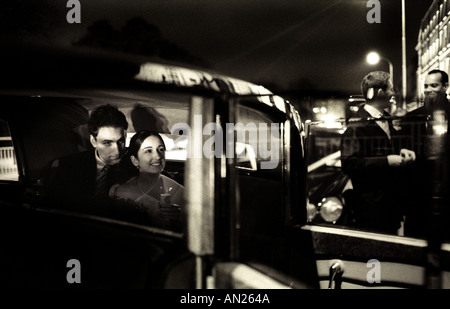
[0,0,434,96]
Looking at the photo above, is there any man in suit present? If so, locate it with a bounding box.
[400,70,450,238]
[403,69,449,123]
[341,71,416,234]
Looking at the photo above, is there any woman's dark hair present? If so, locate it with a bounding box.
[127,130,166,159]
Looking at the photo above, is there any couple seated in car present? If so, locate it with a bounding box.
[45,104,184,231]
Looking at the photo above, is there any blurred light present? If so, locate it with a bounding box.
[432,111,448,135]
[317,122,342,129]
[366,51,380,65]
[321,114,340,124]
[307,200,318,222]
[320,107,327,113]
[313,107,320,113]
[433,125,447,135]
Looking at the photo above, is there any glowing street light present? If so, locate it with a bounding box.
[366,51,394,85]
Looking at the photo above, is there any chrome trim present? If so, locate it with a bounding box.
[302,224,428,247]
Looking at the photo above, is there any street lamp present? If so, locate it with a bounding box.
[366,51,394,85]
[401,0,407,110]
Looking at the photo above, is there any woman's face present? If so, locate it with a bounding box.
[133,135,166,174]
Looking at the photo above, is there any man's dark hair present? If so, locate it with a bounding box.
[360,71,391,101]
[428,69,449,85]
[88,104,128,137]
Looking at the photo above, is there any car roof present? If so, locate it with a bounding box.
[1,43,270,96]
[0,42,301,130]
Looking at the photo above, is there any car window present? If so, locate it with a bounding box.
[306,120,347,225]
[236,104,282,173]
[306,115,450,242]
[0,118,18,182]
[236,100,286,269]
[3,92,191,231]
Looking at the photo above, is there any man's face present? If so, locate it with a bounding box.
[90,126,126,165]
[424,73,448,100]
[378,80,396,111]
[385,80,395,98]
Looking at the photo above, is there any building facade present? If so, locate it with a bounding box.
[416,0,450,101]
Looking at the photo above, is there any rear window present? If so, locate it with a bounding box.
[1,91,192,232]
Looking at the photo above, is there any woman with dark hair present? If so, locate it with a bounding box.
[109,130,184,231]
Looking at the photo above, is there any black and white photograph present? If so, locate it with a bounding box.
[1,0,450,294]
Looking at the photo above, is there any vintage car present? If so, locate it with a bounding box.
[0,43,318,289]
[2,43,450,291]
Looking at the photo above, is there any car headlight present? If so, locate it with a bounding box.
[318,197,343,224]
[307,200,319,222]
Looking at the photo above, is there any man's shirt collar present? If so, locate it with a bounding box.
[364,104,384,118]
[95,149,108,172]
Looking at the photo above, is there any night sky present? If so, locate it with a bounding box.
[1,0,436,95]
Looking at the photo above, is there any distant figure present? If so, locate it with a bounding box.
[400,69,450,238]
[341,71,416,234]
[110,130,184,231]
[407,69,450,118]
